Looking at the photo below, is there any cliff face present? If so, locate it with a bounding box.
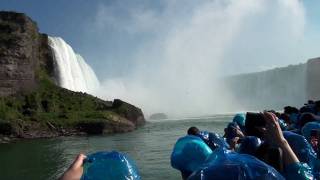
[306,58,320,101]
[225,58,320,111]
[0,12,55,96]
[0,11,145,141]
[112,99,145,126]
[225,63,307,110]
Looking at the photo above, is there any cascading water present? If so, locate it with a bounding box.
[224,63,307,111]
[48,37,100,93]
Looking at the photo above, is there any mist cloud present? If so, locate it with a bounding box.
[90,0,305,117]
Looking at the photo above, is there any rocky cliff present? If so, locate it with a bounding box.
[0,11,145,142]
[0,11,56,96]
[225,58,320,111]
[306,57,320,101]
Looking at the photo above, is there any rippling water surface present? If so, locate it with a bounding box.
[0,115,232,180]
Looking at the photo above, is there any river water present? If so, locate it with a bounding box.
[0,115,232,180]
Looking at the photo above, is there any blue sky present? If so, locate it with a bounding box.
[0,0,165,78]
[1,0,320,78]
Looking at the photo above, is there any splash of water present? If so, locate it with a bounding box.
[93,0,306,117]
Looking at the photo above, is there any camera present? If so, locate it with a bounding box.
[245,112,266,138]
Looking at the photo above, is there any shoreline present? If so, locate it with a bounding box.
[0,125,139,144]
[0,119,145,144]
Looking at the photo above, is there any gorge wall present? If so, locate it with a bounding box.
[225,58,320,111]
[306,57,320,101]
[0,11,55,97]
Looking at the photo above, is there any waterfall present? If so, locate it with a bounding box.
[224,63,307,111]
[48,36,100,93]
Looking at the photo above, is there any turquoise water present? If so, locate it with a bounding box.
[0,115,231,180]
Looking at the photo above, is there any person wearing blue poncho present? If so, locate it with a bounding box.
[302,122,320,142]
[59,151,141,180]
[188,148,285,180]
[187,126,229,150]
[316,101,320,115]
[283,131,317,166]
[232,113,246,131]
[172,112,314,180]
[223,122,245,151]
[251,112,314,180]
[284,106,300,124]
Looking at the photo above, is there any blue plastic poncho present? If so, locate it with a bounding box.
[301,122,320,142]
[198,131,229,150]
[300,122,320,178]
[225,122,242,145]
[238,136,262,156]
[284,162,314,180]
[81,151,140,180]
[283,131,317,169]
[278,119,288,131]
[290,113,299,124]
[171,135,213,173]
[187,148,284,180]
[232,113,246,131]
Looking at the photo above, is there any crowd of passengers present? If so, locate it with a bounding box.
[178,100,320,180]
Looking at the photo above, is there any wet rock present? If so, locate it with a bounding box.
[0,120,12,135]
[112,99,146,127]
[149,113,168,120]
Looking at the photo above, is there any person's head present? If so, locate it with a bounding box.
[315,101,320,113]
[308,100,315,105]
[266,110,281,118]
[297,113,319,128]
[224,122,244,141]
[284,106,299,115]
[280,113,291,125]
[238,136,262,156]
[284,106,291,114]
[232,113,246,130]
[300,105,314,114]
[187,126,200,136]
[301,122,320,143]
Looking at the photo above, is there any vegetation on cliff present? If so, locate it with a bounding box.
[0,72,144,137]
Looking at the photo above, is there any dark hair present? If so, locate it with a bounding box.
[284,106,299,114]
[245,112,266,138]
[298,113,316,128]
[280,113,290,124]
[267,110,280,118]
[308,100,315,104]
[187,126,200,135]
[316,101,320,108]
[300,106,313,114]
